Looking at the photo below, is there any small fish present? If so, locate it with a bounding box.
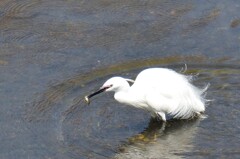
[84,86,109,105]
[84,96,90,105]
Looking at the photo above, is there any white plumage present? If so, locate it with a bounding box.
[86,68,209,121]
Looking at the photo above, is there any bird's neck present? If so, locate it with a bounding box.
[114,88,148,109]
[114,89,133,105]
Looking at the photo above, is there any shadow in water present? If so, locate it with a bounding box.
[116,118,201,159]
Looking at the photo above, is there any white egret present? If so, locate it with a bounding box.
[85,68,209,121]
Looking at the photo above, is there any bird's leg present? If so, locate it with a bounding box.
[157,112,166,122]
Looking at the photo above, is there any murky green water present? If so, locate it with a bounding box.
[0,0,240,158]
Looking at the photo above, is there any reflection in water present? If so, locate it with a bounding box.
[116,119,201,159]
[23,56,239,158]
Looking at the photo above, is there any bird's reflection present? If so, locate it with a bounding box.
[127,118,166,144]
[116,118,201,159]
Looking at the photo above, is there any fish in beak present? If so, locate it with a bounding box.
[84,85,112,104]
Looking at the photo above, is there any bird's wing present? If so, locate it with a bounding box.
[144,83,207,119]
[131,68,207,119]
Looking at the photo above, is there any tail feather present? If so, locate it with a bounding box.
[169,83,210,119]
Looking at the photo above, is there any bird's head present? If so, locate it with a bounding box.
[84,77,134,104]
[102,77,131,92]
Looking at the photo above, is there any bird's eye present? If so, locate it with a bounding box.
[109,84,113,87]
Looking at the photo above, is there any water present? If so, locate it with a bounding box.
[0,0,240,158]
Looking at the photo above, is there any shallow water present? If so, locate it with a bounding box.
[0,0,240,158]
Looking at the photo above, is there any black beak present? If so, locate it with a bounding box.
[84,85,111,104]
[87,86,109,98]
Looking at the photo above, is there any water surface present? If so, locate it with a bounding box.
[0,0,240,158]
